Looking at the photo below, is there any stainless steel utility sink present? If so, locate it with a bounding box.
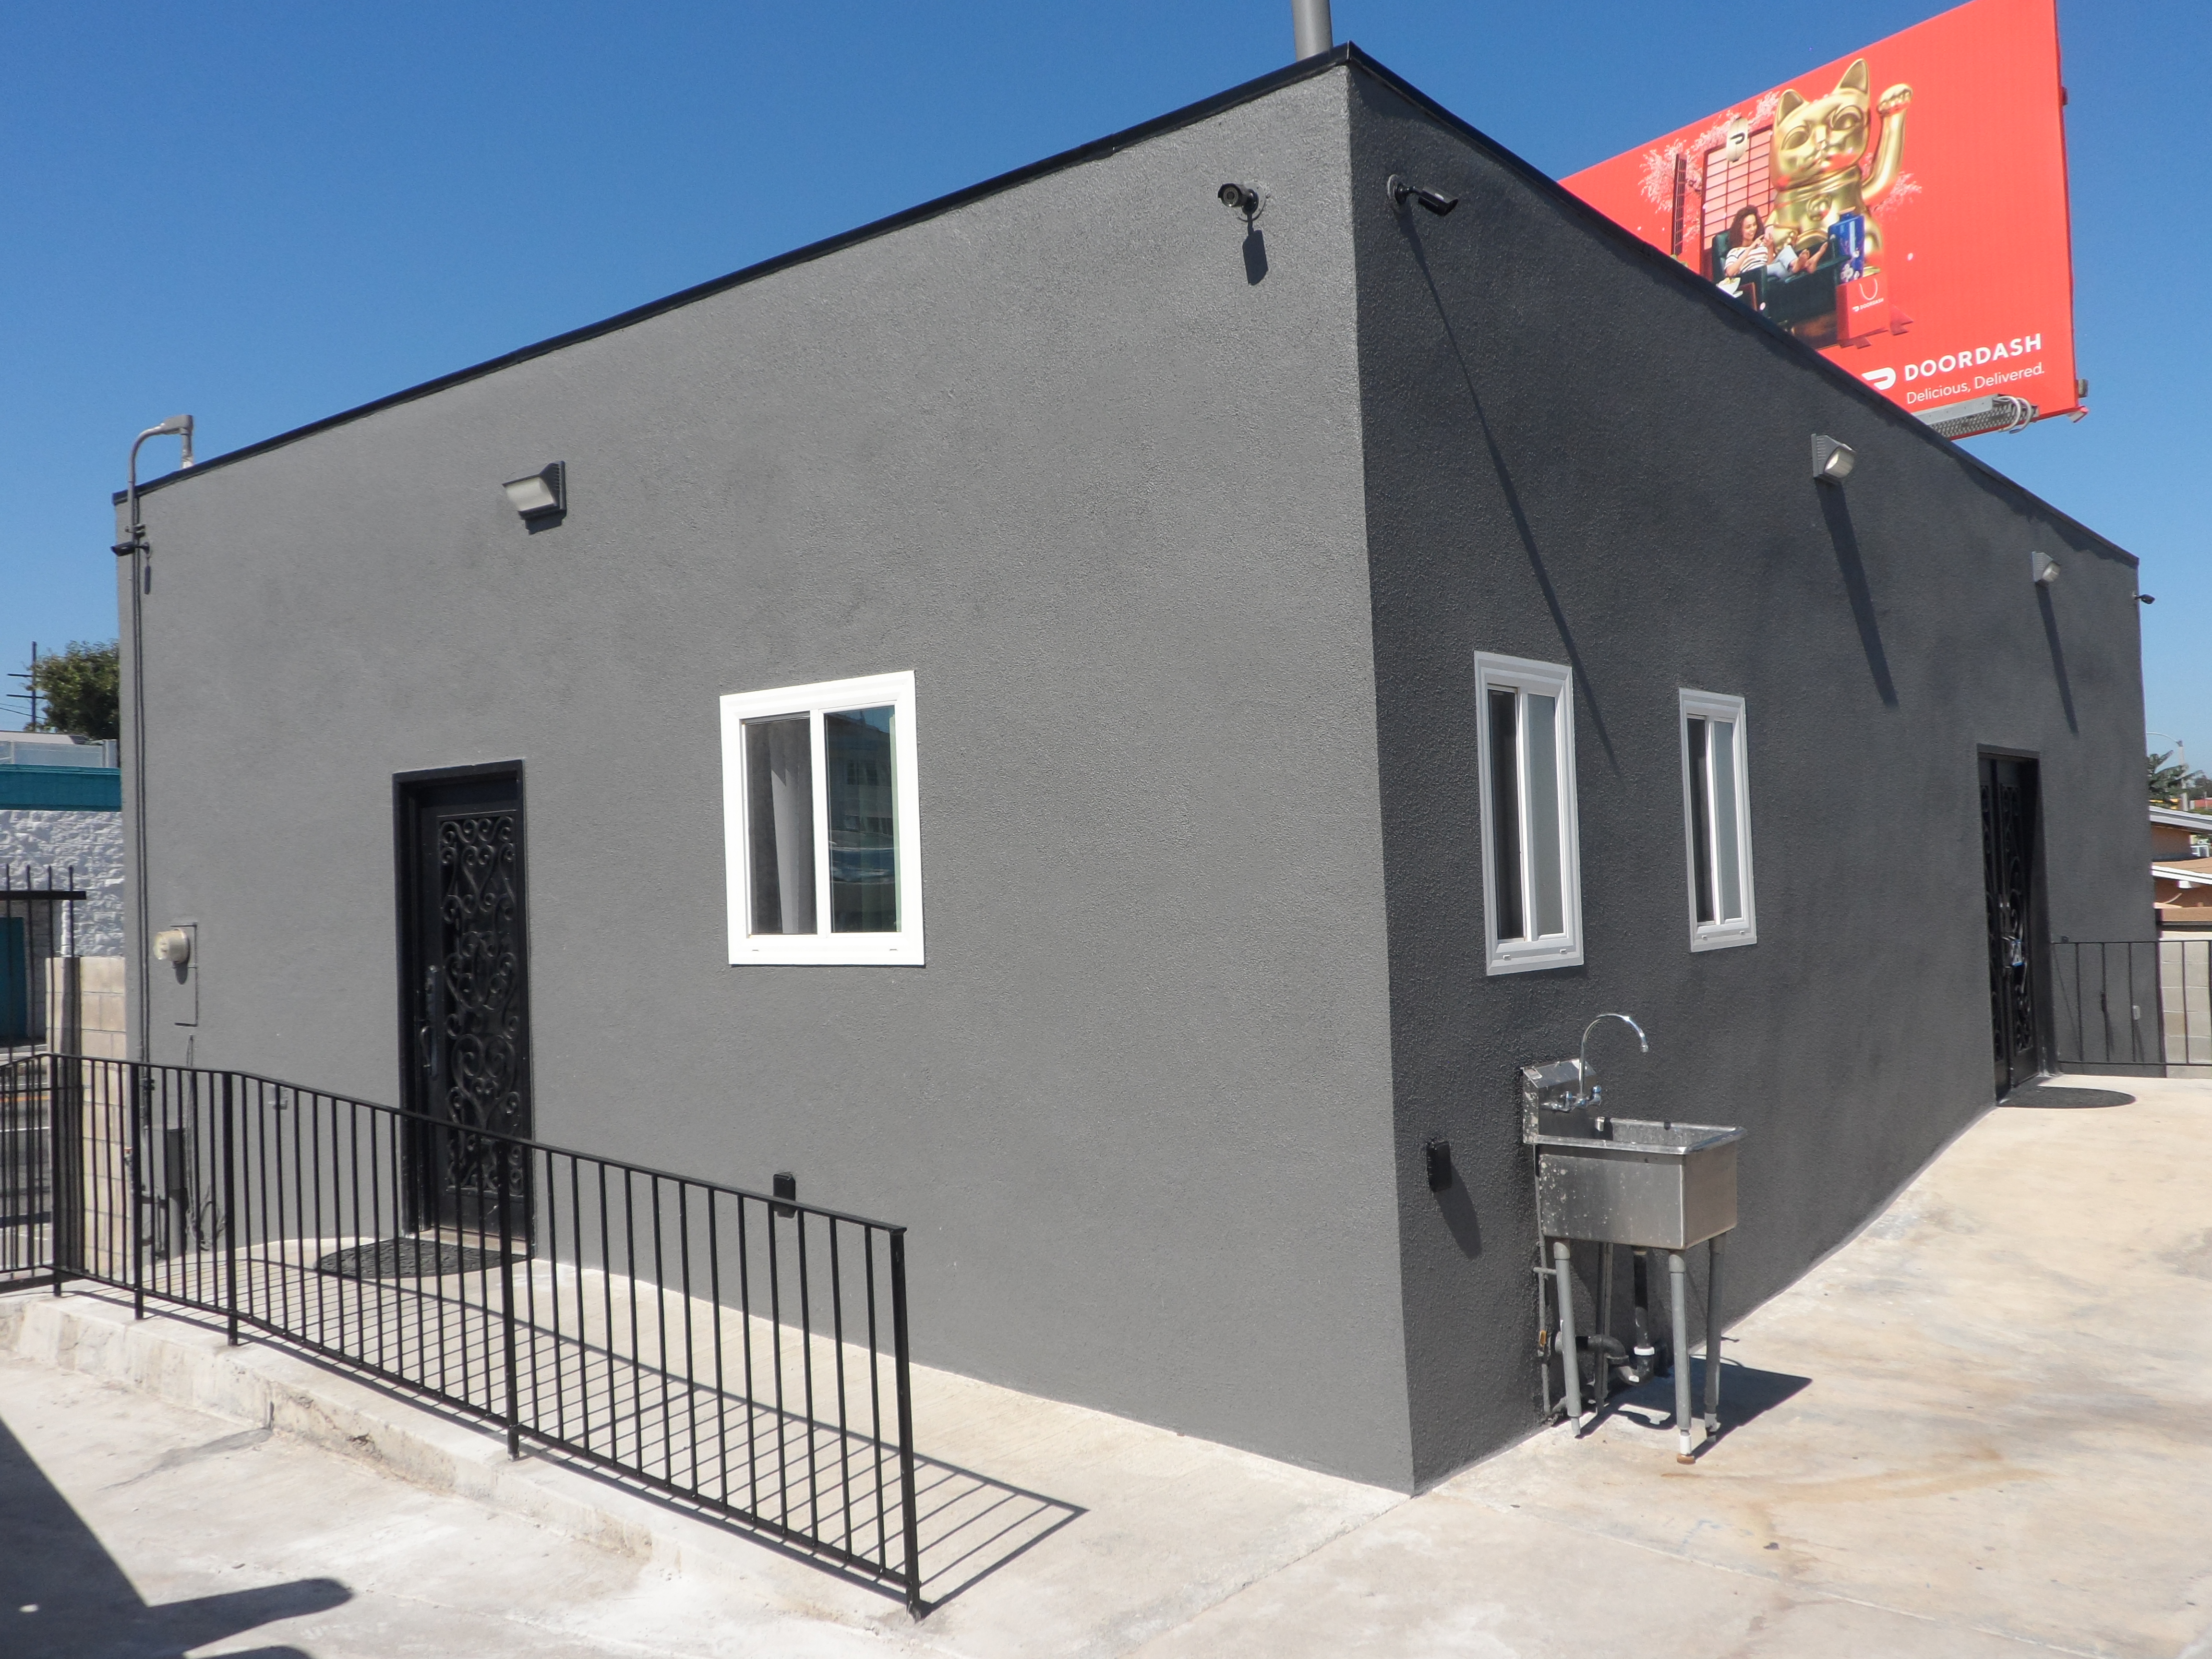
[1527,1118,1743,1250]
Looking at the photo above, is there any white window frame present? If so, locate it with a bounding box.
[720,671,925,966]
[1475,652,1584,975]
[1678,688,1757,951]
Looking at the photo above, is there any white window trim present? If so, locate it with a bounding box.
[1475,651,1585,975]
[720,670,925,966]
[1678,687,1757,952]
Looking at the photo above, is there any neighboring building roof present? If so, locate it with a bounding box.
[112,47,2136,569]
[0,735,118,769]
[2154,858,2212,885]
[2150,805,2212,831]
[0,766,123,811]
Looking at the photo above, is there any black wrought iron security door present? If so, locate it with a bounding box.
[1979,755,2045,1097]
[397,766,533,1238]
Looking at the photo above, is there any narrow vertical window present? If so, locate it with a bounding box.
[721,673,925,965]
[1686,717,1715,924]
[1680,690,1756,950]
[1486,688,1523,942]
[1476,653,1584,974]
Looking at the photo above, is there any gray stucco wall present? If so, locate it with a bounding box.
[1343,67,2149,1486]
[125,69,1422,1485]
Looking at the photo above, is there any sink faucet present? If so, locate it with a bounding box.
[1570,1013,1648,1110]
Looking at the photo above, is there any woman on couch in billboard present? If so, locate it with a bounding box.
[1717,205,1827,298]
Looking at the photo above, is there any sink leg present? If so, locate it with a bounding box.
[1668,1250,1693,1461]
[1594,1242,1614,1413]
[1552,1239,1583,1431]
[1704,1231,1726,1441]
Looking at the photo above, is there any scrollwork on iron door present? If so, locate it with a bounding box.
[433,811,527,1199]
[1994,776,2039,1065]
[1982,775,2012,1069]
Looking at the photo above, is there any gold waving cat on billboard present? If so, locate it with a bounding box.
[1770,58,1912,252]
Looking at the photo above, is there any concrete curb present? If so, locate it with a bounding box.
[0,1287,788,1577]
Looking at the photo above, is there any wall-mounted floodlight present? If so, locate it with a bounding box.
[503,462,565,520]
[1386,174,1458,216]
[1217,181,1261,217]
[1811,433,1856,483]
[2031,550,2061,586]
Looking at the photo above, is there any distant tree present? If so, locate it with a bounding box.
[2150,749,2209,809]
[27,640,120,741]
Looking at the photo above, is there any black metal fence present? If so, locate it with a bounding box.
[2048,938,2212,1075]
[1,863,81,1057]
[0,1054,922,1609]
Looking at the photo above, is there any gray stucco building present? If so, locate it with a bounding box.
[115,47,2149,1491]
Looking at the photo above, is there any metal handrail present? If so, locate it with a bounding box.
[0,1053,924,1611]
[2046,938,2212,1075]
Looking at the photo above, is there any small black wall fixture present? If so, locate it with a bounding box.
[1425,1138,1454,1192]
[1386,174,1458,216]
[1811,433,1856,483]
[772,1170,797,1218]
[502,461,566,522]
[1217,181,1261,218]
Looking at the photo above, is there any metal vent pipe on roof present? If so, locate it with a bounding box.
[1293,0,1333,59]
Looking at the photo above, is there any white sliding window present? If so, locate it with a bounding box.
[1476,652,1584,974]
[1679,689,1756,950]
[720,671,925,965]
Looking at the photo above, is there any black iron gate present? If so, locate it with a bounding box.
[0,1054,922,1610]
[397,765,534,1240]
[1980,755,2046,1096]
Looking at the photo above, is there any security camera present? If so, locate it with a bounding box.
[1386,175,1458,216]
[1218,181,1260,216]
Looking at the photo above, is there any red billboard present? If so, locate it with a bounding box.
[1562,0,2079,434]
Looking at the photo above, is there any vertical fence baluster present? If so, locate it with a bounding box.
[890,1227,922,1614]
[738,1193,757,1515]
[768,1190,786,1530]
[797,1209,816,1536]
[652,1174,671,1485]
[623,1170,642,1469]
[707,1190,727,1508]
[222,1073,238,1346]
[597,1164,613,1459]
[831,1219,851,1558]
[500,1139,520,1459]
[867,1227,885,1570]
[679,1183,698,1497]
[129,1063,144,1319]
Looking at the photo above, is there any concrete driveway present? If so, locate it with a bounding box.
[5,1076,2208,1658]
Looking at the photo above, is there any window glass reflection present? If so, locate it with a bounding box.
[745,716,816,935]
[827,706,899,933]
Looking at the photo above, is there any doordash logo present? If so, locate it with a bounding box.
[1863,367,1898,390]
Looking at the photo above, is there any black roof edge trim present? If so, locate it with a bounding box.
[1336,48,2135,569]
[118,44,1356,506]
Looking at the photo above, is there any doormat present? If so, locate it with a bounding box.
[315,1238,517,1279]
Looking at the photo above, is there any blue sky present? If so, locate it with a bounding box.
[5,1,2203,766]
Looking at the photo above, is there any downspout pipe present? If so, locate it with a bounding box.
[1291,0,1332,60]
[112,416,194,1064]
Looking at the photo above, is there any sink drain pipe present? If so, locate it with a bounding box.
[1552,1240,1583,1427]
[1632,1249,1658,1380]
